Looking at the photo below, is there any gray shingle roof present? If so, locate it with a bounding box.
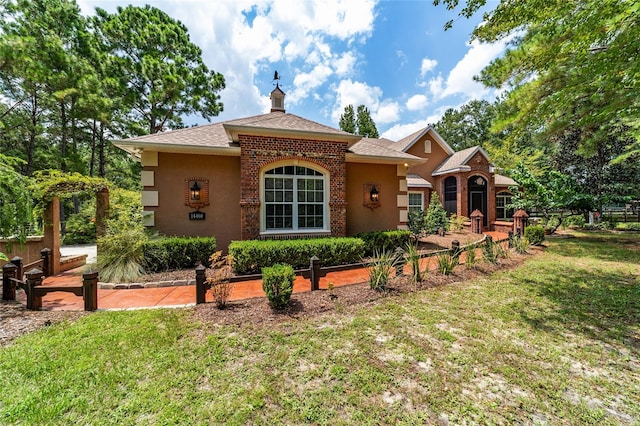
[432,146,493,176]
[407,173,433,188]
[348,138,424,162]
[494,174,517,186]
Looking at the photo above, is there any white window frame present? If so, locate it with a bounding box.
[496,191,513,221]
[408,191,424,213]
[260,162,330,235]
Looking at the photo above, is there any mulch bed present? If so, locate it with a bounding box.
[1,232,538,348]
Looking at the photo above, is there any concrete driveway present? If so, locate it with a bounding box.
[60,244,97,264]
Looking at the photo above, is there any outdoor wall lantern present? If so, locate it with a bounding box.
[190,181,201,201]
[364,184,381,210]
[370,185,380,202]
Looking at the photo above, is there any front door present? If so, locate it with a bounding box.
[468,176,488,227]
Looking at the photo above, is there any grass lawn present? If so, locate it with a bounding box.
[1,231,639,424]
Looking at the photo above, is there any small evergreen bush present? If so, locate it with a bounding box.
[262,263,295,309]
[356,230,411,256]
[425,192,449,234]
[524,225,545,246]
[143,236,216,272]
[407,210,426,238]
[229,237,364,274]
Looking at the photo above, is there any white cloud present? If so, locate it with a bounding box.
[420,58,438,76]
[406,94,428,111]
[429,39,508,100]
[373,101,400,125]
[289,64,334,104]
[381,105,452,141]
[331,79,382,122]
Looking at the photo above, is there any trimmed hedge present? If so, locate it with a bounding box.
[143,236,216,272]
[355,230,411,256]
[229,237,365,274]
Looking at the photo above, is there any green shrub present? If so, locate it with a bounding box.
[143,236,216,272]
[448,214,468,232]
[407,210,426,238]
[229,237,364,274]
[563,214,586,228]
[464,244,477,268]
[524,225,545,246]
[436,251,458,275]
[404,241,423,286]
[616,222,640,231]
[425,192,449,234]
[367,248,399,292]
[262,263,295,309]
[356,230,411,256]
[482,238,499,264]
[511,234,529,254]
[64,203,96,245]
[97,218,147,283]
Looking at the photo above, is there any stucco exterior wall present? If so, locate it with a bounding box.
[346,163,404,235]
[143,152,241,252]
[405,133,450,185]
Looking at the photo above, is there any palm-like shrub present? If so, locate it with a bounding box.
[367,249,399,292]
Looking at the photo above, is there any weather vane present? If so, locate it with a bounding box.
[273,70,281,87]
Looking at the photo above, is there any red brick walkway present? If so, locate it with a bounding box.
[23,232,507,311]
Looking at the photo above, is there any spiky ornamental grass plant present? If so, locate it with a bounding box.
[207,251,234,309]
[404,241,423,288]
[97,215,147,283]
[367,248,400,292]
[436,251,459,275]
[465,244,477,268]
[511,234,530,254]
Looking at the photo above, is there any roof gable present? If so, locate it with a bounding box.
[432,145,493,176]
[393,126,455,156]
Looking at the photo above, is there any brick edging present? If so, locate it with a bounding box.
[99,279,196,290]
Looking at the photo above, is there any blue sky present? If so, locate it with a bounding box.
[78,0,505,141]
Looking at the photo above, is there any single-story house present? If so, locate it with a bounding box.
[113,85,516,251]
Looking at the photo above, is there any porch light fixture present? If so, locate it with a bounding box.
[190,181,201,201]
[370,185,380,202]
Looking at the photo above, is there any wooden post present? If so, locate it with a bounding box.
[10,256,22,282]
[42,197,61,275]
[25,268,44,310]
[195,265,206,304]
[451,240,461,260]
[41,248,52,277]
[310,256,320,291]
[508,231,514,248]
[2,262,17,301]
[82,271,99,311]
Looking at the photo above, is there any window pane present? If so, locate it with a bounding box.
[284,191,293,202]
[315,191,323,202]
[284,166,294,175]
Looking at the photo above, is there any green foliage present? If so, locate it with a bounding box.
[524,225,545,246]
[143,236,216,273]
[97,217,147,283]
[338,104,379,138]
[615,222,640,231]
[436,0,640,160]
[448,213,468,232]
[465,244,477,268]
[482,238,500,264]
[261,263,295,309]
[367,249,399,292]
[63,187,140,244]
[563,215,587,228]
[433,99,498,151]
[32,170,109,203]
[404,241,423,285]
[356,230,411,256]
[0,252,8,261]
[229,238,365,275]
[93,4,225,133]
[436,252,458,275]
[424,192,449,234]
[0,154,34,241]
[407,210,426,238]
[511,234,529,254]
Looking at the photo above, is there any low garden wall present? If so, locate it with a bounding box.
[0,236,47,269]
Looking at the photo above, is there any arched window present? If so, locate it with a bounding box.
[444,176,457,216]
[263,165,328,232]
[496,191,514,221]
